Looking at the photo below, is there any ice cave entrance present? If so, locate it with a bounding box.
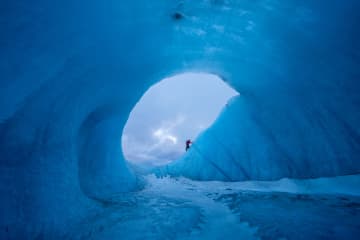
[122,73,238,167]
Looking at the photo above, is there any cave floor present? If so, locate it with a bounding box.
[65,175,360,240]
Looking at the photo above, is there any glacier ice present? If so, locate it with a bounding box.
[0,0,360,238]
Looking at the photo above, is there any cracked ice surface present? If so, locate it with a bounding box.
[63,174,360,240]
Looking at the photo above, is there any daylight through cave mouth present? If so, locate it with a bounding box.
[122,72,238,167]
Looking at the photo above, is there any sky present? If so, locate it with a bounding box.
[122,73,238,166]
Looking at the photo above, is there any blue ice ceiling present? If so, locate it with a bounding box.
[0,0,360,238]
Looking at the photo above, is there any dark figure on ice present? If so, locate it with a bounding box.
[185,139,192,151]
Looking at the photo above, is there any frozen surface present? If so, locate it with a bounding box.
[63,175,360,239]
[0,0,360,237]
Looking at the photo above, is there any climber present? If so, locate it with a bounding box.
[185,139,192,151]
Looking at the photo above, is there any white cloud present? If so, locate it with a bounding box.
[151,114,186,145]
[153,128,178,144]
[122,115,187,164]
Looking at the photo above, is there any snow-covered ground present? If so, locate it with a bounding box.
[65,174,360,239]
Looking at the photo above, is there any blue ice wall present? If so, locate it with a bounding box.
[0,0,360,237]
[0,0,175,237]
[164,0,360,181]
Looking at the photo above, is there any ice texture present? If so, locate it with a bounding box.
[0,0,360,238]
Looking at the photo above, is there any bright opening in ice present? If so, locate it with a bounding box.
[122,73,238,166]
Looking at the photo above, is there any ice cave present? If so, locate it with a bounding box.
[0,0,360,239]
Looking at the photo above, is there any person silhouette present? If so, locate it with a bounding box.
[185,139,192,151]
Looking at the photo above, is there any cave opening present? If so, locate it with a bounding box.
[122,72,238,168]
